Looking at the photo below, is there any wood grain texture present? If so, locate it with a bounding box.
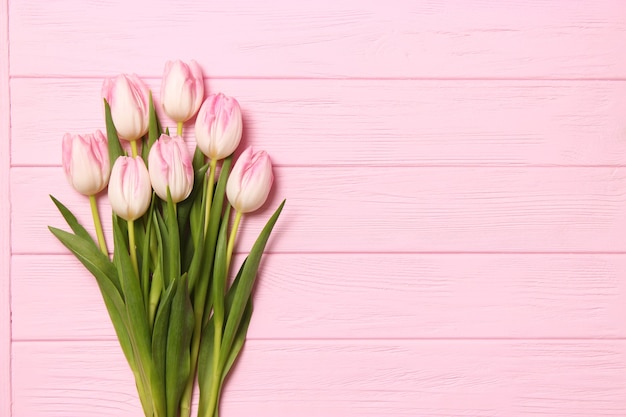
[0,0,11,413]
[9,0,626,79]
[11,253,626,341]
[10,78,626,167]
[12,340,626,417]
[15,166,626,254]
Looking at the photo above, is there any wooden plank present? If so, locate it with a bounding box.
[11,253,626,341]
[10,78,626,167]
[12,340,626,417]
[8,0,626,79]
[0,0,11,413]
[14,166,626,254]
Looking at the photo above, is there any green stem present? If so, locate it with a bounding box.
[89,194,108,255]
[130,140,138,158]
[148,267,163,328]
[226,211,242,267]
[181,161,217,417]
[203,159,217,236]
[180,292,202,417]
[179,393,192,417]
[205,326,222,417]
[128,219,139,277]
[177,121,183,136]
[205,211,242,417]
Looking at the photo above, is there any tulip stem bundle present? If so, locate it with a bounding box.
[49,60,283,417]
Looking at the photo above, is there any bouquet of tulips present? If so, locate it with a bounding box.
[48,60,284,417]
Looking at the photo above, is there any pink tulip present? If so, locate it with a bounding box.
[161,60,204,123]
[195,93,242,160]
[226,147,274,213]
[108,156,152,221]
[62,131,110,196]
[148,134,194,203]
[102,74,150,142]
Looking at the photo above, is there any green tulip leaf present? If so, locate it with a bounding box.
[178,163,209,271]
[192,147,205,172]
[141,197,157,305]
[219,199,285,369]
[50,195,95,245]
[148,263,163,329]
[211,204,231,333]
[197,265,251,417]
[151,277,177,417]
[112,215,158,417]
[48,226,135,373]
[224,258,247,313]
[144,91,162,164]
[196,319,215,417]
[165,273,194,417]
[48,226,121,294]
[221,296,253,382]
[148,210,165,325]
[165,190,180,288]
[155,210,171,289]
[188,155,232,294]
[104,98,125,168]
[200,156,232,322]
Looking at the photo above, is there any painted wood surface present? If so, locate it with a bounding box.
[9,0,626,78]
[5,0,626,416]
[11,253,626,340]
[11,79,626,167]
[12,341,626,417]
[13,166,626,254]
[1,0,11,414]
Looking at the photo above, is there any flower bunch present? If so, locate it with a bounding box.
[49,60,284,417]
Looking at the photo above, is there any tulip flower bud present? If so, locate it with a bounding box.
[148,134,194,203]
[161,60,204,123]
[195,93,243,160]
[226,147,274,213]
[108,156,152,221]
[62,130,110,196]
[102,74,150,142]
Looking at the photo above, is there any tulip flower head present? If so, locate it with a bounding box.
[226,147,274,213]
[102,74,150,142]
[148,134,194,203]
[62,130,110,196]
[195,93,243,160]
[108,156,152,221]
[161,60,204,123]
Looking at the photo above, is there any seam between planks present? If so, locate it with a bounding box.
[13,251,626,257]
[11,163,626,169]
[11,338,626,344]
[12,250,626,256]
[13,164,626,169]
[0,0,12,414]
[8,75,626,82]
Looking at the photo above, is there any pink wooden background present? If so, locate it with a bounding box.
[2,0,626,416]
